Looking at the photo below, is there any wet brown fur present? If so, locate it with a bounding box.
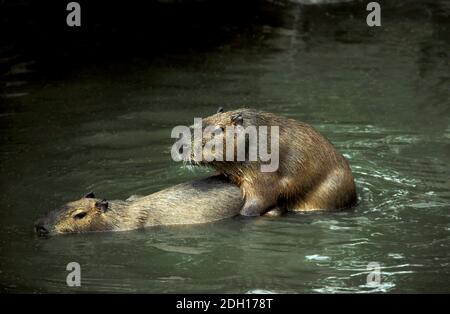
[35,176,247,235]
[192,108,357,216]
[35,176,286,236]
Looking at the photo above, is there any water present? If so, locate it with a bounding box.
[1,0,449,293]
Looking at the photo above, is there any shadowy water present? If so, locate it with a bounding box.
[0,0,449,293]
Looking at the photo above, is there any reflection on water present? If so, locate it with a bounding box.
[0,0,449,293]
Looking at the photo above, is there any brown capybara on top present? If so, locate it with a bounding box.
[186,108,357,216]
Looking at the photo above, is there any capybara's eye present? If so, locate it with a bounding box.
[73,212,87,220]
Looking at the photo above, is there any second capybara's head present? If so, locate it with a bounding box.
[34,192,113,236]
[186,107,260,165]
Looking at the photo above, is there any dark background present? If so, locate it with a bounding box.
[2,0,447,80]
[1,0,449,294]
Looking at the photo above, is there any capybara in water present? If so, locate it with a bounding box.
[35,175,285,236]
[34,175,245,236]
[184,108,357,216]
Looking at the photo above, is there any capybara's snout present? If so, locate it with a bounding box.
[34,217,50,236]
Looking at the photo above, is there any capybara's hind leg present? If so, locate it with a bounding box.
[293,168,357,211]
[240,198,267,216]
[240,181,279,216]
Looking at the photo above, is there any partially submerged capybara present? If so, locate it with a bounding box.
[185,108,357,216]
[34,175,244,236]
[35,175,285,236]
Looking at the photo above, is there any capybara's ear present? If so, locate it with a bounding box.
[217,107,224,114]
[84,192,95,199]
[95,199,109,212]
[231,113,243,126]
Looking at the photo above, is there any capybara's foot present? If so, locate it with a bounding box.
[240,198,267,216]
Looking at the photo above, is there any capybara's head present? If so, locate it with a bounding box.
[34,192,111,236]
[187,107,259,165]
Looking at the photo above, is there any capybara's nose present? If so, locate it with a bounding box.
[34,218,49,236]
